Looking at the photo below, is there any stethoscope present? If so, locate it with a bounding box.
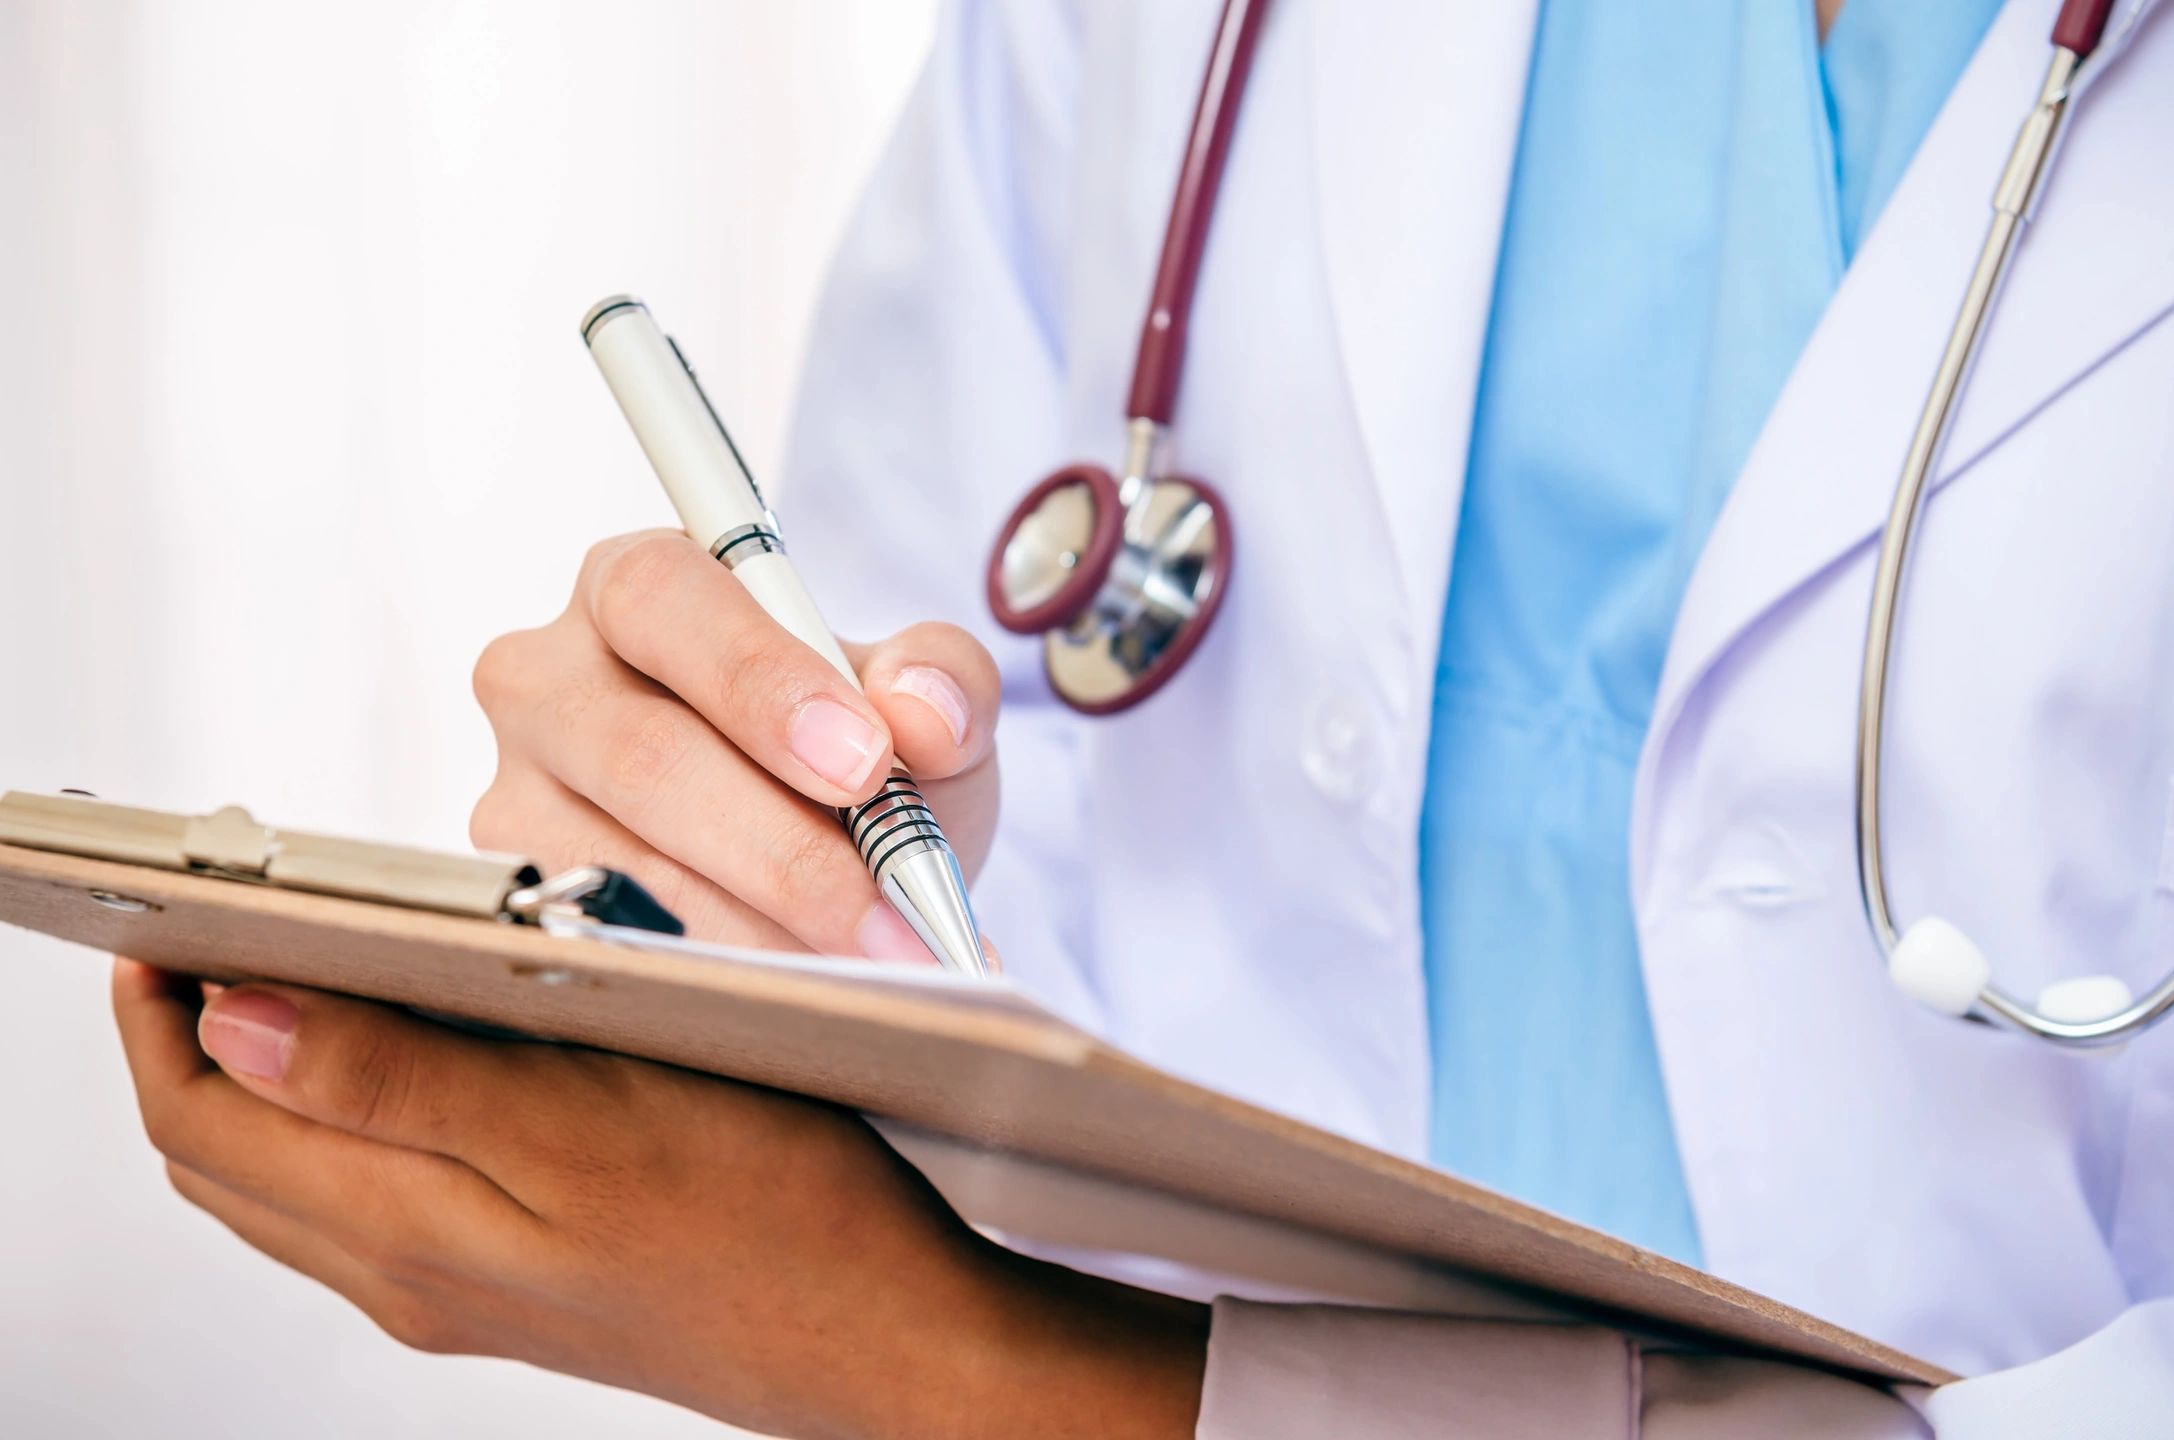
[984,0,2169,1046]
[983,0,1264,712]
[1864,0,2170,1048]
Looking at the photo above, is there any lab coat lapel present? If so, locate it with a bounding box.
[1309,0,1538,700]
[1641,0,2174,798]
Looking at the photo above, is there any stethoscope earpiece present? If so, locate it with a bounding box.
[1887,917,1992,1018]
[1887,916,2142,1053]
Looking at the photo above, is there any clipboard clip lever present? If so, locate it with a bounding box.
[0,791,683,936]
[179,804,281,881]
[506,865,684,937]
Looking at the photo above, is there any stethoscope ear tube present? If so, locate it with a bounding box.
[1858,27,2174,1047]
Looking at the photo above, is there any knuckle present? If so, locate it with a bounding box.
[578,535,620,579]
[577,529,651,584]
[470,629,536,712]
[762,817,855,924]
[602,705,698,800]
[162,1158,203,1203]
[532,1066,678,1234]
[138,1091,194,1165]
[590,533,685,635]
[541,659,611,737]
[328,1026,419,1138]
[467,784,517,852]
[706,635,789,725]
[373,1292,462,1356]
[709,628,839,736]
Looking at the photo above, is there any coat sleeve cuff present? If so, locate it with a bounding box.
[1195,1297,1638,1439]
[1915,1300,2174,1437]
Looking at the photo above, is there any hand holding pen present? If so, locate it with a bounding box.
[464,306,1003,972]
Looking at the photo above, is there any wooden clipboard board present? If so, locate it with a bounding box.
[0,828,1949,1389]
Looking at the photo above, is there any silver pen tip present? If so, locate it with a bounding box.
[880,847,988,978]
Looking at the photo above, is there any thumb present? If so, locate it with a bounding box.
[195,983,548,1173]
[848,622,1000,781]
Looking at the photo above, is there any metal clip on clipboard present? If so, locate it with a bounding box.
[0,791,684,936]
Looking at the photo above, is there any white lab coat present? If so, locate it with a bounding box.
[780,0,2174,1433]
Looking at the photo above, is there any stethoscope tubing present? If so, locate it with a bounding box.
[984,0,1262,710]
[1857,0,2174,1045]
[1127,0,1272,427]
[994,0,2173,1041]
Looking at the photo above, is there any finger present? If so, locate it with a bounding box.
[166,1160,388,1305]
[578,531,896,806]
[167,1163,483,1358]
[471,761,804,951]
[848,623,1001,781]
[193,983,575,1174]
[490,650,893,959]
[114,969,530,1267]
[112,955,222,1114]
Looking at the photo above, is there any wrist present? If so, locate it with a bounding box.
[891,1239,1209,1440]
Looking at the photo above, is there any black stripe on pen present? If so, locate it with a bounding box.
[713,528,782,564]
[864,825,953,882]
[580,298,645,344]
[854,807,941,864]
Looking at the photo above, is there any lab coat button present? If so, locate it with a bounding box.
[1301,694,1382,803]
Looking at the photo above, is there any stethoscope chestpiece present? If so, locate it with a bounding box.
[987,463,1126,636]
[986,438,1232,715]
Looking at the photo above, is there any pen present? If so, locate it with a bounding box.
[579,294,989,978]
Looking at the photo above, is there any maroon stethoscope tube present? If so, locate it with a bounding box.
[1125,0,1272,427]
[2053,0,2118,54]
[1127,0,2107,420]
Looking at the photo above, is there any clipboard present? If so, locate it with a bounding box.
[0,791,1947,1388]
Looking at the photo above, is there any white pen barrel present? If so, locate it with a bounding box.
[731,551,860,688]
[583,298,768,548]
[580,294,987,976]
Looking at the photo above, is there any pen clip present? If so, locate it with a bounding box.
[664,331,770,515]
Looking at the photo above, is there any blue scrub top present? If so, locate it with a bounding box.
[1420,0,2003,1264]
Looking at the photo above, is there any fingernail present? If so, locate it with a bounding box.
[889,666,971,748]
[789,698,887,791]
[857,903,940,967]
[198,991,298,1081]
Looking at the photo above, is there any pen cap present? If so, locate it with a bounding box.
[582,296,769,548]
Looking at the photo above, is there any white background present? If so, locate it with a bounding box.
[0,2,937,1432]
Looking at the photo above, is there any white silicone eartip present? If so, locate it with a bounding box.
[2037,975,2135,1058]
[1889,916,1991,1017]
[2036,975,2134,1024]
